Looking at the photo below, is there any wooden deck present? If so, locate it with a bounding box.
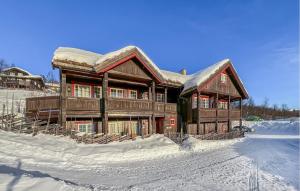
[26,96,177,119]
[193,108,241,122]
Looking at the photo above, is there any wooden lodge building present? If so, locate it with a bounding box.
[25,46,248,137]
[0,67,45,90]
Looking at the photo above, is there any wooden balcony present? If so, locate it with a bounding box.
[230,109,241,119]
[107,98,152,112]
[26,96,60,112]
[26,96,177,118]
[197,108,241,122]
[66,97,100,111]
[165,103,177,113]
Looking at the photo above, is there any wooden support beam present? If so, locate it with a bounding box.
[102,73,108,134]
[60,69,67,128]
[197,91,200,135]
[228,95,231,132]
[152,81,156,133]
[215,92,219,133]
[239,97,242,127]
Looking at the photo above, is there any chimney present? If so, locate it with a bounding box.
[179,69,187,75]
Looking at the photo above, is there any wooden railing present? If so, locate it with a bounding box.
[218,109,228,118]
[107,98,152,111]
[66,97,100,111]
[165,103,177,113]
[230,109,241,119]
[200,108,216,118]
[155,102,165,112]
[26,96,60,111]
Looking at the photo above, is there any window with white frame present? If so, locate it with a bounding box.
[78,123,94,134]
[192,94,197,109]
[142,91,149,100]
[170,118,175,126]
[75,84,91,98]
[128,90,137,99]
[218,101,228,109]
[221,73,227,83]
[110,88,124,98]
[156,93,164,102]
[200,97,209,108]
[93,86,102,98]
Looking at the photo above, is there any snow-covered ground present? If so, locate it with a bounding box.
[0,120,299,191]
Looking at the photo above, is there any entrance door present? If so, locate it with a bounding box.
[155,117,164,134]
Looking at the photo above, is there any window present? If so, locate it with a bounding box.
[75,84,91,98]
[170,118,175,126]
[128,90,137,99]
[78,123,94,134]
[108,121,128,135]
[18,73,23,77]
[142,92,149,100]
[192,94,197,109]
[93,86,102,98]
[156,93,164,102]
[218,101,228,109]
[221,73,227,83]
[110,88,124,98]
[200,97,209,108]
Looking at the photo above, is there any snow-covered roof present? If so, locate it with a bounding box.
[53,47,103,65]
[1,67,43,79]
[2,67,32,76]
[181,59,230,94]
[52,46,247,97]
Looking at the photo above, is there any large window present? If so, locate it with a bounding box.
[200,97,209,108]
[218,101,228,109]
[93,86,102,98]
[128,90,137,99]
[78,123,94,134]
[221,73,227,83]
[110,88,124,98]
[156,93,164,102]
[192,94,197,109]
[75,84,91,98]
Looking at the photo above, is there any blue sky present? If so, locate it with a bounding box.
[0,0,299,108]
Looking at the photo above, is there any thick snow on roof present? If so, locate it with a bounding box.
[182,59,230,94]
[160,70,191,84]
[53,47,103,65]
[2,67,32,76]
[52,46,237,94]
[1,67,43,79]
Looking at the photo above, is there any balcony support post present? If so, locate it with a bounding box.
[197,91,201,135]
[60,69,67,129]
[102,73,108,134]
[215,92,219,133]
[239,97,242,127]
[228,95,231,132]
[152,81,156,134]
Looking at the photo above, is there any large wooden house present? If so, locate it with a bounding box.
[0,67,45,90]
[25,46,248,137]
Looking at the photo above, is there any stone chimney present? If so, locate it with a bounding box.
[179,69,187,75]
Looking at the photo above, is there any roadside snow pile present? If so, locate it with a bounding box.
[251,120,299,135]
[0,131,182,169]
[181,136,242,152]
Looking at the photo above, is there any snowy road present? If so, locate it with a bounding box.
[0,120,299,191]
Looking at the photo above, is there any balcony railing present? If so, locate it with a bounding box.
[26,96,177,115]
[107,98,152,112]
[66,97,100,111]
[26,96,60,112]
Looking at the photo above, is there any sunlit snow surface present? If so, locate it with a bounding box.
[0,120,299,191]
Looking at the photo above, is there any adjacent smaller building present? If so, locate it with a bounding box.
[0,67,45,90]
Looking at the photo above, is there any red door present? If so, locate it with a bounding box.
[156,117,164,134]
